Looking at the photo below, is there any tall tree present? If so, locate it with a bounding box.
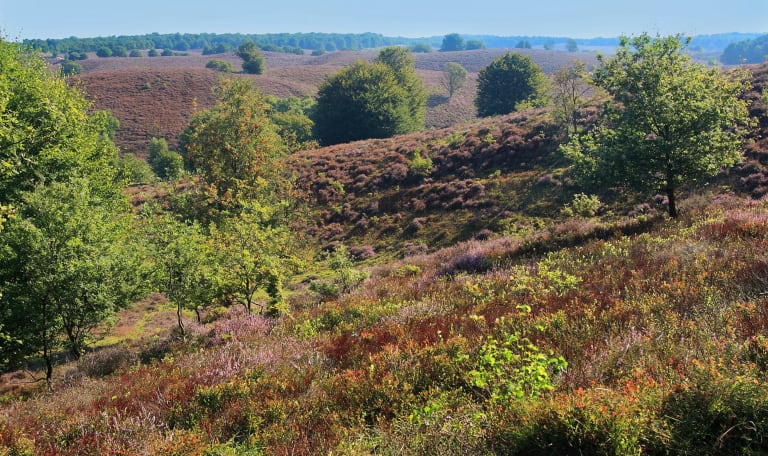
[0,179,143,386]
[236,41,266,74]
[475,52,548,117]
[551,60,593,139]
[443,62,468,98]
[0,38,118,206]
[375,47,428,131]
[182,78,286,219]
[562,34,751,217]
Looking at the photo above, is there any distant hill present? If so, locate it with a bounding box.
[72,48,598,157]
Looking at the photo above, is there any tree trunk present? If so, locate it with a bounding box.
[667,187,678,218]
[65,325,82,360]
[177,302,185,336]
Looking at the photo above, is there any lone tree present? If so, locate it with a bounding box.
[443,62,468,98]
[313,47,427,146]
[562,34,751,217]
[182,78,286,218]
[440,33,465,52]
[236,40,266,74]
[475,52,548,117]
[551,60,593,139]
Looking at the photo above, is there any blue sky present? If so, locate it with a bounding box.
[2,0,766,40]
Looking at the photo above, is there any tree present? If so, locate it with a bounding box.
[375,47,427,132]
[182,78,286,219]
[411,43,432,53]
[149,214,218,334]
[313,56,425,146]
[206,59,233,73]
[475,52,548,117]
[0,179,144,386]
[466,39,486,50]
[566,38,579,52]
[211,200,303,316]
[266,95,318,152]
[0,38,119,209]
[60,60,82,76]
[515,40,532,49]
[443,62,468,98]
[562,34,751,217]
[440,33,465,52]
[96,47,112,57]
[147,137,184,180]
[551,60,593,139]
[236,40,265,74]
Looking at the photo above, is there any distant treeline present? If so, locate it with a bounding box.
[23,32,416,56]
[24,31,765,57]
[721,34,768,64]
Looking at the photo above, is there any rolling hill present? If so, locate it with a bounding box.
[72,48,598,156]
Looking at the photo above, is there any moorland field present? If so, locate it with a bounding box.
[3,40,768,455]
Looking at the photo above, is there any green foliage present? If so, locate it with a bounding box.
[147,137,184,180]
[265,96,318,151]
[0,178,145,384]
[561,193,601,218]
[212,201,303,316]
[551,60,592,139]
[515,40,532,49]
[112,46,128,57]
[96,47,112,57]
[112,153,155,185]
[309,244,367,300]
[147,214,218,333]
[313,49,427,146]
[566,38,579,52]
[161,49,174,56]
[205,59,233,73]
[465,39,486,50]
[562,34,751,217]
[410,43,432,53]
[440,33,465,52]
[409,149,433,177]
[0,38,119,207]
[236,41,265,74]
[464,326,567,402]
[475,52,548,117]
[443,62,467,98]
[60,60,82,76]
[129,49,142,57]
[147,49,158,57]
[182,78,286,219]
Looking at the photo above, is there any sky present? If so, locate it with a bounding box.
[1,0,766,41]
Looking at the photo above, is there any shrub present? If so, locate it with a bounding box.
[147,137,184,180]
[562,193,602,217]
[60,60,82,76]
[205,59,233,73]
[79,345,137,377]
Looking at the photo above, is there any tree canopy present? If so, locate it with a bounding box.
[475,52,548,117]
[236,41,266,74]
[313,47,427,146]
[440,33,465,52]
[182,78,286,218]
[562,34,752,217]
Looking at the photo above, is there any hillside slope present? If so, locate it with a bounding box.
[74,49,597,156]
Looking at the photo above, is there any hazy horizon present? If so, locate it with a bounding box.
[2,0,766,42]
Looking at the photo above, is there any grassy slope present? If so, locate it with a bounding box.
[2,64,767,454]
